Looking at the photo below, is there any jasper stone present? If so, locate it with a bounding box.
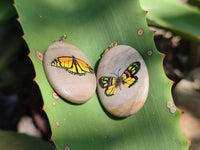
[97,45,149,117]
[44,41,96,104]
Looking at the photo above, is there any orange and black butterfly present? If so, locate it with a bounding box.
[51,56,94,76]
[99,61,140,96]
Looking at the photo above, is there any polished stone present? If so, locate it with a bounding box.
[97,45,149,117]
[44,41,96,104]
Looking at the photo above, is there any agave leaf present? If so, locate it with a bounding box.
[0,0,16,22]
[0,130,54,150]
[140,0,200,43]
[14,0,189,149]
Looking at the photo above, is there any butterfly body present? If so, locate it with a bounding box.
[51,56,94,76]
[99,61,140,96]
[116,77,122,90]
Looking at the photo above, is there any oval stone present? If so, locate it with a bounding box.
[97,45,149,117]
[44,41,96,104]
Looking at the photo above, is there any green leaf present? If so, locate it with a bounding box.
[0,0,16,23]
[14,0,189,149]
[140,0,200,43]
[0,130,54,150]
[0,40,21,71]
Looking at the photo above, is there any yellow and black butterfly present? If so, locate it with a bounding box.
[51,56,94,76]
[99,61,140,96]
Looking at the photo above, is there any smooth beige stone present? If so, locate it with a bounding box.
[44,41,96,104]
[97,45,149,117]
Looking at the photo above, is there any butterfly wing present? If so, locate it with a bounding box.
[67,58,86,75]
[51,56,73,68]
[121,61,140,88]
[51,56,94,76]
[99,76,117,96]
[75,58,94,74]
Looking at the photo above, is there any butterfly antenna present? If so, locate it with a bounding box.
[111,72,118,77]
[118,68,121,76]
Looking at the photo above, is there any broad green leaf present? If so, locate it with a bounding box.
[0,0,16,23]
[14,0,189,149]
[0,130,54,150]
[140,0,200,43]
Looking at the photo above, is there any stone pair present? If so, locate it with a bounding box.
[44,38,149,117]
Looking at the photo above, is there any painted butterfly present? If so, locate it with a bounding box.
[99,61,140,96]
[51,56,94,76]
